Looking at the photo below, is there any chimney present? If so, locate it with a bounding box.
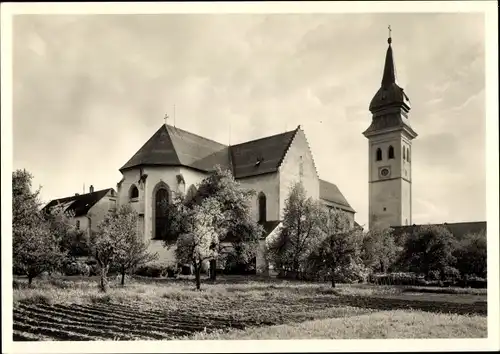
[89,185,94,193]
[75,193,79,196]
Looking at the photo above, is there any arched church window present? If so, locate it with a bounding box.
[376,148,382,161]
[407,148,411,162]
[258,192,267,224]
[403,146,406,160]
[129,185,139,200]
[388,146,395,159]
[155,187,170,240]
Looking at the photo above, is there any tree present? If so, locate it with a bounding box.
[400,225,457,281]
[44,205,88,259]
[113,205,158,285]
[454,231,487,280]
[166,166,262,280]
[174,197,225,290]
[361,227,399,273]
[91,205,158,290]
[307,209,361,287]
[266,182,324,278]
[12,169,65,285]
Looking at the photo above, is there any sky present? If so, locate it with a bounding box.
[11,12,486,228]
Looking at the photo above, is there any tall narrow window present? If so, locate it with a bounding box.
[258,192,267,224]
[403,146,406,160]
[376,148,382,161]
[388,145,395,159]
[407,148,411,162]
[155,188,169,240]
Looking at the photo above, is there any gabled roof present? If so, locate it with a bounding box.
[391,221,487,241]
[319,179,355,213]
[42,188,114,217]
[121,124,299,179]
[120,125,228,172]
[230,128,298,179]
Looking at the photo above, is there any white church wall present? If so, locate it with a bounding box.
[237,172,280,222]
[279,128,320,219]
[178,167,207,193]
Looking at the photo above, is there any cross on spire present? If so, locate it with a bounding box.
[388,25,392,44]
[164,113,169,125]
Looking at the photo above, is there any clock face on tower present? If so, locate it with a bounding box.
[379,167,391,178]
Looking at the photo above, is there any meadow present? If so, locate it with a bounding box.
[12,275,487,341]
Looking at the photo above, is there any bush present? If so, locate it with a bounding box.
[134,263,176,278]
[369,272,428,286]
[61,260,90,276]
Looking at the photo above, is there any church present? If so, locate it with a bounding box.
[44,33,486,274]
[114,120,356,271]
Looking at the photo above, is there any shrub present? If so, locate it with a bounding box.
[61,260,90,276]
[369,272,428,286]
[134,263,175,278]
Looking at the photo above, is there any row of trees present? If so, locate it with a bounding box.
[12,169,157,291]
[266,182,487,286]
[13,166,486,292]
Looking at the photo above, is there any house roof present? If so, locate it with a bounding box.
[391,221,487,241]
[120,125,229,172]
[230,128,298,179]
[42,188,114,217]
[319,179,356,213]
[121,124,299,179]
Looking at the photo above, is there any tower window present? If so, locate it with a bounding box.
[376,148,382,161]
[407,148,411,162]
[388,145,395,159]
[403,146,406,160]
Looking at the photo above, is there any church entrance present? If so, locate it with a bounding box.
[154,188,169,240]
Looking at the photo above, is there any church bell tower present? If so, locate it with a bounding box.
[363,29,418,230]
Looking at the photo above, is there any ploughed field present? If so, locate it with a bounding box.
[12,276,488,341]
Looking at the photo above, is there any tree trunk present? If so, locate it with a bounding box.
[194,264,201,290]
[99,266,109,293]
[331,272,336,288]
[210,260,217,281]
[28,274,34,287]
[120,266,126,286]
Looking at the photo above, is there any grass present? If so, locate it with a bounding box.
[188,310,487,340]
[11,275,488,341]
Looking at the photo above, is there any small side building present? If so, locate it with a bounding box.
[42,186,117,239]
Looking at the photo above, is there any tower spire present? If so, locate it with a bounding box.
[382,25,396,87]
